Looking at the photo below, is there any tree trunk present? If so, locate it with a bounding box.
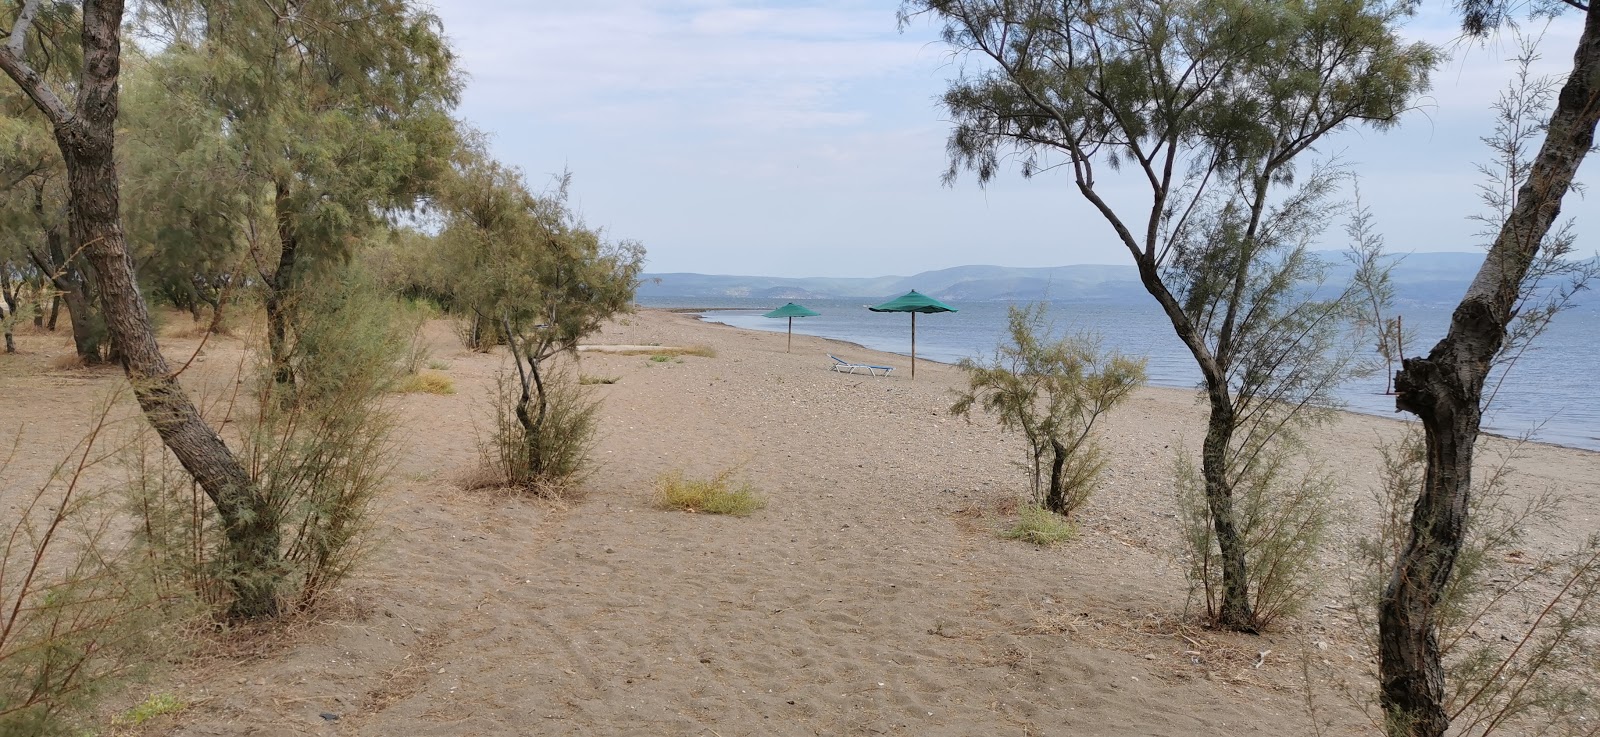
[1381,8,1600,736]
[1128,255,1257,631]
[0,0,283,619]
[1201,387,1255,632]
[1044,438,1067,514]
[28,241,102,362]
[265,184,298,388]
[45,293,58,330]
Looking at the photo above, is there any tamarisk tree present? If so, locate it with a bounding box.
[1380,2,1600,733]
[0,0,283,618]
[909,0,1435,631]
[441,152,643,485]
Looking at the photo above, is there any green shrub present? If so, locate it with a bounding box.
[951,302,1144,517]
[397,370,455,395]
[1000,505,1075,546]
[655,469,764,516]
[1175,439,1333,631]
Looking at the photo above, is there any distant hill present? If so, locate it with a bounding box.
[639,251,1495,306]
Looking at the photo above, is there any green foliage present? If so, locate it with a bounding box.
[1174,439,1334,630]
[950,303,1144,517]
[115,693,186,727]
[438,142,643,485]
[655,469,765,516]
[915,0,1436,632]
[1000,505,1075,547]
[649,354,671,363]
[131,267,405,613]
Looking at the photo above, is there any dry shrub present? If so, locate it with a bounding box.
[47,352,85,371]
[1,403,166,736]
[578,374,618,385]
[600,344,716,358]
[1176,439,1334,631]
[655,469,764,516]
[485,368,599,492]
[397,370,455,395]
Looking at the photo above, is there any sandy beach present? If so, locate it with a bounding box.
[4,308,1597,736]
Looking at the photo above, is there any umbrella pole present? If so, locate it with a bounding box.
[911,312,917,379]
[787,316,793,353]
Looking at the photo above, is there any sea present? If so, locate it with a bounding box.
[639,296,1600,452]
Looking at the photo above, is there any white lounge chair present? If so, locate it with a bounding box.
[828,354,894,377]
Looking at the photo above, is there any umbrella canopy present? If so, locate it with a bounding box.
[763,302,820,353]
[763,302,821,318]
[868,290,957,315]
[868,291,957,378]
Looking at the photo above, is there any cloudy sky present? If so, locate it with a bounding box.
[429,1,1594,277]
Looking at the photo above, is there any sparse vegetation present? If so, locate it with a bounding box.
[579,374,619,385]
[655,469,765,516]
[114,693,187,727]
[1000,505,1075,547]
[398,370,456,395]
[951,303,1144,518]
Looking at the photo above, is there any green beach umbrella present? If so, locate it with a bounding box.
[763,302,821,353]
[868,290,957,379]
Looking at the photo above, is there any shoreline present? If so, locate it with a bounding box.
[654,306,1599,457]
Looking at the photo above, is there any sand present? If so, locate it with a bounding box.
[2,308,1597,736]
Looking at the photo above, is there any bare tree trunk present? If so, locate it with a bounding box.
[1381,8,1600,735]
[45,293,58,330]
[0,0,282,619]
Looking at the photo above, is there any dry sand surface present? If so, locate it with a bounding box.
[3,309,1598,736]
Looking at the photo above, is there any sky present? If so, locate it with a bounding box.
[428,1,1596,278]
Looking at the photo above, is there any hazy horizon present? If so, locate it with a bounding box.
[433,2,1597,279]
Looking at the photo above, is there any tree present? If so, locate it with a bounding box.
[133,0,460,386]
[440,153,643,485]
[1380,3,1600,732]
[951,302,1145,516]
[0,0,282,619]
[909,0,1435,631]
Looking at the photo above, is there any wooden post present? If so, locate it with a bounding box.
[911,311,917,379]
[787,316,793,353]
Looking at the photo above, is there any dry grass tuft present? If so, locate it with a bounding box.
[579,374,619,385]
[48,352,87,371]
[396,370,455,395]
[655,469,764,516]
[598,344,716,358]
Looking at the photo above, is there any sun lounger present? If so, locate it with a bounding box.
[828,354,894,377]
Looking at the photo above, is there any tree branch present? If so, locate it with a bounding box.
[0,0,72,125]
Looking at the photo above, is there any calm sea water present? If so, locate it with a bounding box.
[641,296,1600,452]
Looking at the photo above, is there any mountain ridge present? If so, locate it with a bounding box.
[639,251,1491,305]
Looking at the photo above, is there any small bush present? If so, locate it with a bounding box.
[655,469,764,515]
[427,359,451,371]
[579,374,619,385]
[1000,505,1075,546]
[115,693,186,727]
[649,354,670,363]
[1175,440,1334,631]
[487,368,599,491]
[397,370,455,395]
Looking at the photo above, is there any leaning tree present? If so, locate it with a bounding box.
[0,0,283,619]
[1379,1,1600,733]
